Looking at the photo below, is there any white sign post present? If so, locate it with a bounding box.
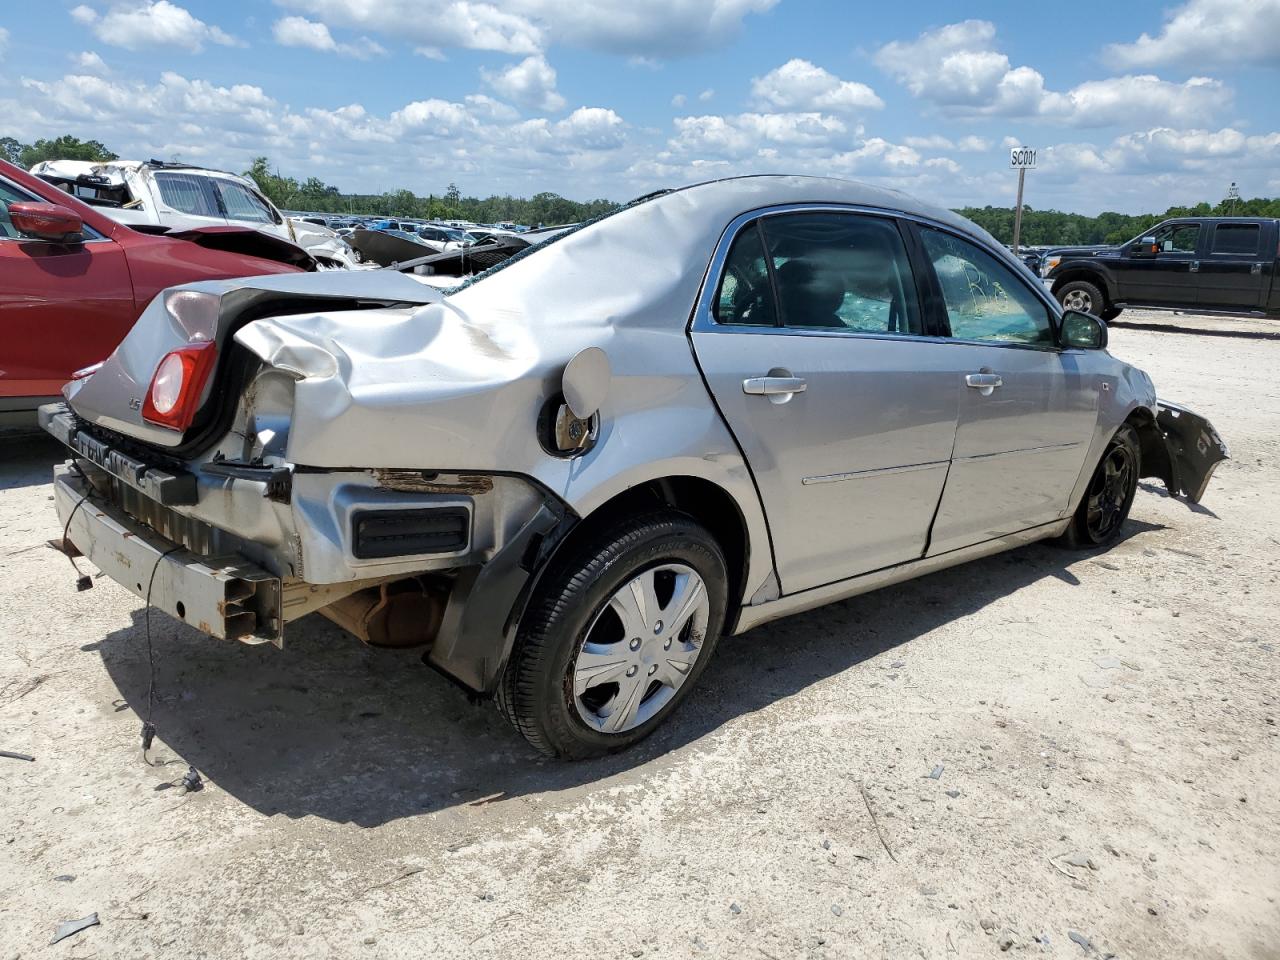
[1009,147,1036,256]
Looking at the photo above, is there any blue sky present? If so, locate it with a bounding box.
[2,0,1278,213]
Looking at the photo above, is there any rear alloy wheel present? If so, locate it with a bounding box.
[1061,424,1140,548]
[497,511,728,759]
[1057,280,1106,316]
[572,562,711,734]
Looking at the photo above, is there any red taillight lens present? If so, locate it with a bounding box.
[141,342,217,431]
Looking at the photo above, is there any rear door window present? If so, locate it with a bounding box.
[1210,224,1260,256]
[760,213,924,334]
[154,172,220,218]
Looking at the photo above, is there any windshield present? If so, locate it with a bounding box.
[216,180,276,224]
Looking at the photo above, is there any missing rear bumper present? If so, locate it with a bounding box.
[53,463,282,644]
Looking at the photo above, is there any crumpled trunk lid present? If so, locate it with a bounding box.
[64,271,444,450]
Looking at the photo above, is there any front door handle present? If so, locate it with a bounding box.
[964,373,1003,389]
[1189,260,1200,273]
[743,376,807,398]
[1253,262,1263,276]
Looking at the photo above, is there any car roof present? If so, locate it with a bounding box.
[615,174,1000,254]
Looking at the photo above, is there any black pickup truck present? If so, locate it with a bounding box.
[1042,217,1279,320]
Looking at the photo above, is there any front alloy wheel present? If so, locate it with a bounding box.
[1086,443,1136,541]
[1061,423,1141,548]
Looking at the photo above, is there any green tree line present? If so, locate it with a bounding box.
[1,134,117,169]
[7,135,1279,237]
[243,157,616,226]
[959,196,1280,247]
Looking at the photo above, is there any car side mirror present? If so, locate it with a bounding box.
[1061,309,1108,350]
[9,202,84,243]
[1127,236,1158,258]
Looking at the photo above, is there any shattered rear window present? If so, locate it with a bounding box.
[442,190,670,295]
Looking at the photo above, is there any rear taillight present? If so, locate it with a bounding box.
[141,342,217,431]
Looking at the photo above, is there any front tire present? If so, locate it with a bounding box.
[497,511,728,759]
[1057,279,1106,316]
[1061,424,1140,549]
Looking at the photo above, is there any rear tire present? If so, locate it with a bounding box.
[1060,424,1140,549]
[1056,280,1106,316]
[497,511,728,759]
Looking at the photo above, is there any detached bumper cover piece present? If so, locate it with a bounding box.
[1155,401,1229,503]
[53,464,282,643]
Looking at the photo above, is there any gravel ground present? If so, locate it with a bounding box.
[1,310,1277,959]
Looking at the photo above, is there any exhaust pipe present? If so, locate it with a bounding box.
[319,577,448,648]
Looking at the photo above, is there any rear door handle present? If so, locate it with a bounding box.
[1189,260,1200,273]
[964,373,1003,389]
[743,376,807,396]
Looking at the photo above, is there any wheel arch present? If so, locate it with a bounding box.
[1051,267,1115,304]
[1125,404,1176,489]
[549,475,755,633]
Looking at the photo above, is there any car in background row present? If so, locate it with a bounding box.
[30,159,357,269]
[1042,217,1280,319]
[0,159,307,425]
[43,175,1226,758]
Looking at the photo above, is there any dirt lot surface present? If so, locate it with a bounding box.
[1,309,1277,959]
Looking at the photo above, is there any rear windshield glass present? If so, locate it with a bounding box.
[442,190,666,294]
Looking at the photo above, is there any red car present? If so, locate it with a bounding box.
[1,159,311,426]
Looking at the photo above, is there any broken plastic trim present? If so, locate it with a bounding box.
[1155,401,1229,504]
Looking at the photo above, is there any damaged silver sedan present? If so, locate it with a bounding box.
[42,176,1228,758]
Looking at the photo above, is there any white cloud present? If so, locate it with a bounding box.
[464,94,519,121]
[903,135,991,152]
[272,16,385,59]
[875,21,1008,105]
[751,59,883,114]
[671,93,686,107]
[698,88,715,102]
[481,55,565,112]
[414,46,446,61]
[875,20,1233,127]
[69,1,240,52]
[1108,0,1280,69]
[4,67,630,197]
[0,27,9,51]
[629,112,935,193]
[272,0,777,58]
[1046,75,1229,128]
[70,50,109,73]
[278,0,542,54]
